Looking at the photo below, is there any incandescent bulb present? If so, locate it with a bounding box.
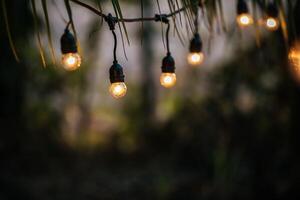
[62,53,81,71]
[160,73,176,88]
[288,42,300,83]
[236,14,253,27]
[109,82,127,99]
[289,47,300,70]
[265,17,279,31]
[187,52,204,66]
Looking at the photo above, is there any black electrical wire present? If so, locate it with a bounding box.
[166,22,170,54]
[70,0,186,23]
[112,30,117,62]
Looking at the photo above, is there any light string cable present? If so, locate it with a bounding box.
[69,0,187,23]
[166,19,171,54]
[194,4,199,34]
[105,13,118,63]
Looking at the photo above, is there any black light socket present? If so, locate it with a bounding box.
[109,61,125,83]
[237,0,249,14]
[61,29,78,54]
[162,53,175,73]
[266,3,279,18]
[189,33,203,53]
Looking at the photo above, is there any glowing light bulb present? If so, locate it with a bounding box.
[289,47,300,70]
[109,82,127,99]
[265,17,279,31]
[62,53,81,71]
[187,52,204,66]
[160,73,176,88]
[236,14,253,27]
[288,42,300,83]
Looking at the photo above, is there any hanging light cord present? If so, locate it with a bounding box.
[112,30,117,62]
[105,13,118,63]
[194,8,199,33]
[155,14,171,54]
[65,21,71,31]
[166,22,170,54]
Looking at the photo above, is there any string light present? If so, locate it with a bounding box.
[289,47,300,68]
[188,33,204,66]
[236,0,253,27]
[109,61,127,98]
[288,42,300,83]
[264,2,280,31]
[160,53,177,88]
[106,14,127,99]
[155,15,177,89]
[22,1,292,99]
[60,27,81,71]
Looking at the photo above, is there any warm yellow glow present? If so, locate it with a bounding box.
[187,52,205,66]
[236,14,253,27]
[265,17,279,31]
[62,53,81,71]
[160,73,177,88]
[289,48,300,69]
[109,82,127,99]
[288,43,300,83]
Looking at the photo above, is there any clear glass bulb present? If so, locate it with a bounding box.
[62,53,81,71]
[160,73,177,88]
[187,52,204,66]
[236,14,253,27]
[265,17,279,31]
[109,82,127,99]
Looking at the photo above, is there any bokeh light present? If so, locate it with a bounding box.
[62,53,81,71]
[160,73,177,88]
[237,14,253,27]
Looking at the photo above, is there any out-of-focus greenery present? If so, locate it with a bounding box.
[1,1,300,200]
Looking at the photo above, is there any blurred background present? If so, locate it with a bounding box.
[0,0,300,199]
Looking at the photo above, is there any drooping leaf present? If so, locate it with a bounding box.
[1,0,20,62]
[252,1,261,47]
[155,0,166,48]
[278,0,289,48]
[41,0,56,65]
[111,0,130,45]
[95,0,104,25]
[111,1,128,60]
[31,0,46,67]
[217,0,227,32]
[168,0,185,45]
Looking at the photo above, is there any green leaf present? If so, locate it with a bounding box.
[31,0,46,67]
[95,0,104,25]
[41,0,57,65]
[111,0,128,60]
[156,0,166,48]
[112,0,130,45]
[217,0,227,32]
[1,0,20,62]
